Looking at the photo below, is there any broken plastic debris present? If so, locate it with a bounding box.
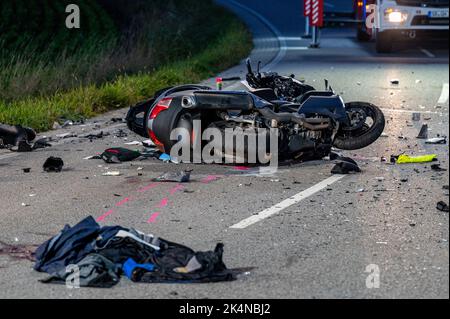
[100,148,141,164]
[56,133,76,139]
[331,157,361,175]
[390,79,400,85]
[159,153,171,162]
[43,157,64,173]
[32,138,52,150]
[412,113,421,121]
[81,131,109,140]
[417,124,428,139]
[155,170,192,183]
[142,140,155,148]
[436,201,449,212]
[124,141,142,146]
[102,171,123,177]
[426,137,447,144]
[431,164,447,172]
[61,120,73,128]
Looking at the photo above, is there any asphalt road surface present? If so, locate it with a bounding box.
[0,0,448,299]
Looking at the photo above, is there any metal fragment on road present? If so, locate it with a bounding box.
[102,171,123,176]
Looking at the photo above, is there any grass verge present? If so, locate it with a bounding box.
[0,4,252,131]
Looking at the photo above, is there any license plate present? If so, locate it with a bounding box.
[429,10,449,18]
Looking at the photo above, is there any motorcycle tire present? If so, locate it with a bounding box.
[333,102,385,151]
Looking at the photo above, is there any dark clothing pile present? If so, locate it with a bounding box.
[34,216,236,288]
[0,123,50,152]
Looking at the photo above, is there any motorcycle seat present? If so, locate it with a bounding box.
[297,91,335,104]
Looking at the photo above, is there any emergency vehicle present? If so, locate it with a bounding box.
[355,0,449,52]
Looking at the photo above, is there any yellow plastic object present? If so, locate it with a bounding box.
[396,154,437,164]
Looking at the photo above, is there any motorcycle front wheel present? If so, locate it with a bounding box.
[333,102,385,151]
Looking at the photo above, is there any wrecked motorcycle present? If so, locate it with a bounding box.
[126,61,385,163]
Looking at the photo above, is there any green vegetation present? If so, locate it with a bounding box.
[0,0,252,131]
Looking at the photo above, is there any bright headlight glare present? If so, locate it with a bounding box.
[386,10,407,23]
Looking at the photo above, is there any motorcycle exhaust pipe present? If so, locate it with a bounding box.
[182,96,197,109]
[258,108,330,131]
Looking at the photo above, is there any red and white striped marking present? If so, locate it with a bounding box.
[304,0,312,17]
[311,0,323,26]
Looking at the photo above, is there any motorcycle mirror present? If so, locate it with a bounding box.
[257,61,262,75]
[324,79,329,91]
[246,58,253,74]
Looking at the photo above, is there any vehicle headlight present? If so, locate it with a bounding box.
[385,9,408,23]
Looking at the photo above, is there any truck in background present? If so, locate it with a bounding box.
[355,0,449,53]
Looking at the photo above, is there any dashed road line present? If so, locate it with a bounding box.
[230,174,346,229]
[438,83,449,105]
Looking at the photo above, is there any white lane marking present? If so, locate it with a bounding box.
[420,48,435,58]
[0,152,19,161]
[281,46,309,51]
[438,83,449,105]
[230,175,346,229]
[278,37,303,41]
[224,0,287,72]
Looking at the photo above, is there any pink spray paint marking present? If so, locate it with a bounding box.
[201,175,223,184]
[156,198,169,209]
[169,184,184,195]
[147,212,160,223]
[233,166,251,171]
[115,197,131,207]
[138,183,159,193]
[97,209,115,222]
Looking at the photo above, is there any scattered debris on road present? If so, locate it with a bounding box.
[102,171,123,177]
[437,201,449,213]
[393,154,437,164]
[426,137,447,144]
[81,131,110,141]
[0,123,50,152]
[96,148,142,164]
[331,156,361,174]
[43,157,64,173]
[417,124,429,139]
[155,170,192,183]
[431,164,447,172]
